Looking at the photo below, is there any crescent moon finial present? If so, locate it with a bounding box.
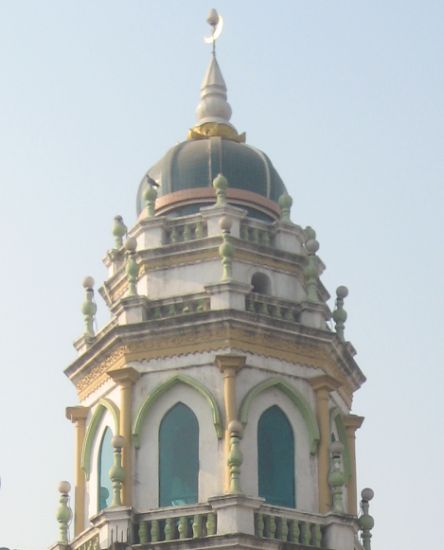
[204,9,224,55]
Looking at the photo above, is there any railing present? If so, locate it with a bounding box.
[240,221,274,247]
[146,295,210,320]
[135,508,217,544]
[255,508,325,547]
[71,532,100,550]
[246,293,301,322]
[164,219,207,244]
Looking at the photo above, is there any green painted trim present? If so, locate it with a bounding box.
[238,377,320,455]
[331,408,352,482]
[81,398,120,480]
[132,374,223,448]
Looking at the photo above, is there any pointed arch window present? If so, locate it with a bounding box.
[258,405,295,507]
[159,402,199,507]
[97,427,113,511]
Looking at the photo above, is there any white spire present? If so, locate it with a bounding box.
[195,55,233,126]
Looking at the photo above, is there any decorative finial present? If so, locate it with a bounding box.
[304,230,320,303]
[125,237,139,297]
[56,480,72,544]
[188,11,245,143]
[143,176,158,218]
[359,488,375,550]
[109,435,125,507]
[213,173,228,206]
[204,9,223,56]
[81,276,97,339]
[278,193,293,223]
[219,216,234,280]
[332,285,349,341]
[112,215,127,249]
[328,441,345,513]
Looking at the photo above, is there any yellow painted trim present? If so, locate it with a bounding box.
[309,376,340,514]
[73,323,355,406]
[65,406,88,536]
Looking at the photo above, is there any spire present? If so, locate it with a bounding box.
[196,55,232,126]
[188,10,245,143]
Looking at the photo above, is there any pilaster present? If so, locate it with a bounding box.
[65,406,89,536]
[309,375,341,513]
[215,354,246,492]
[108,366,140,506]
[343,414,364,515]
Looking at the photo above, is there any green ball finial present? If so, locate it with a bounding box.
[143,177,158,218]
[333,285,349,341]
[213,173,229,206]
[304,226,316,241]
[81,276,97,339]
[278,193,293,222]
[112,215,127,249]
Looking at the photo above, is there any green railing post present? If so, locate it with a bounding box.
[125,237,139,296]
[109,435,125,507]
[359,488,375,550]
[332,286,349,342]
[81,276,97,339]
[56,480,72,545]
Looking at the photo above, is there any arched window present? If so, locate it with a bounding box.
[97,427,114,511]
[251,272,271,295]
[159,402,199,507]
[258,405,295,507]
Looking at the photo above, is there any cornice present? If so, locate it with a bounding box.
[65,311,364,405]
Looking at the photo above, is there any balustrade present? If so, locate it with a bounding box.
[255,510,325,548]
[147,295,210,320]
[240,222,273,246]
[136,511,217,544]
[245,294,300,322]
[164,219,207,244]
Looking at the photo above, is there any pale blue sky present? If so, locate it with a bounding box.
[0,2,443,549]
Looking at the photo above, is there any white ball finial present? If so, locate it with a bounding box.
[219,216,232,232]
[125,237,137,252]
[336,285,349,299]
[58,480,71,494]
[112,435,125,449]
[361,487,374,501]
[83,276,95,289]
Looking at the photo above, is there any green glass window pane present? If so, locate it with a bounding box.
[258,405,295,508]
[159,402,199,507]
[97,427,113,511]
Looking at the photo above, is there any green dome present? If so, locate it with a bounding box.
[136,136,287,219]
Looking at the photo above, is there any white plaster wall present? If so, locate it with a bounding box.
[85,409,116,521]
[146,260,221,299]
[134,383,223,510]
[241,387,318,513]
[134,256,305,303]
[238,263,306,302]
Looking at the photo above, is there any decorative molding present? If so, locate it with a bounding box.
[132,373,224,447]
[238,377,320,455]
[80,398,120,480]
[155,187,281,219]
[72,322,355,406]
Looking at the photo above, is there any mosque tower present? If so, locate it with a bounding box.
[52,10,375,550]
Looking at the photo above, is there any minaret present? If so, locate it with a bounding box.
[51,11,374,550]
